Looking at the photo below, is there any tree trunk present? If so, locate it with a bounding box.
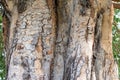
[1,0,119,80]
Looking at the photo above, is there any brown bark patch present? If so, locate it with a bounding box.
[35,37,43,53]
[16,43,24,50]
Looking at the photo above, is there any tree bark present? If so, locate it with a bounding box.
[1,0,119,80]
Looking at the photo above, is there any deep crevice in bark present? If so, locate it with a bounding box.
[54,0,58,41]
[79,0,91,15]
[93,8,106,80]
[47,0,58,80]
[17,0,35,13]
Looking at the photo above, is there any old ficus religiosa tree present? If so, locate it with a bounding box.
[0,0,119,80]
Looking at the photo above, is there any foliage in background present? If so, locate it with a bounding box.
[113,9,120,78]
[0,15,5,80]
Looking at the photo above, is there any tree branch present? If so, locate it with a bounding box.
[112,0,120,2]
[113,1,120,9]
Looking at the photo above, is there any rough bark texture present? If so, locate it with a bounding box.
[1,0,119,80]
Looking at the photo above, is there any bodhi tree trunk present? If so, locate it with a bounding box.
[1,0,119,80]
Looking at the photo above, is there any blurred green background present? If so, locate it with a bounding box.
[0,15,5,80]
[113,9,120,78]
[0,9,120,80]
